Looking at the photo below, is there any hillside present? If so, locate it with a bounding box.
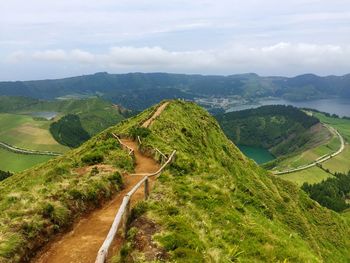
[216,105,328,157]
[1,100,350,262]
[0,96,126,136]
[0,72,350,110]
[0,96,126,172]
[111,101,350,262]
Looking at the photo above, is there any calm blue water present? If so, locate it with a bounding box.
[227,98,350,117]
[238,145,275,164]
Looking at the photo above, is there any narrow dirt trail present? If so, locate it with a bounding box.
[32,140,160,263]
[142,102,169,128]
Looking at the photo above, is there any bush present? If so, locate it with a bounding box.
[81,152,104,165]
[130,126,151,139]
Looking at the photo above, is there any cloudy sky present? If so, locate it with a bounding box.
[1,0,350,80]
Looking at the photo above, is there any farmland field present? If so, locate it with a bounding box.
[274,125,339,170]
[0,113,68,172]
[280,166,333,186]
[0,148,52,172]
[0,113,68,152]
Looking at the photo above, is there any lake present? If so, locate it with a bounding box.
[238,145,275,164]
[227,98,350,117]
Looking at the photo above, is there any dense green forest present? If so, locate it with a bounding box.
[216,105,320,156]
[302,171,350,212]
[0,72,350,110]
[49,114,91,148]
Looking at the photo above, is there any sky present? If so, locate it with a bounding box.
[1,0,350,80]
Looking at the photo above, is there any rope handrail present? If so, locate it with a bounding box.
[95,141,176,263]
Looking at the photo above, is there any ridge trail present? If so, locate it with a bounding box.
[32,102,170,263]
[32,140,159,263]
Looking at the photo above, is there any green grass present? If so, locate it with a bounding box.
[274,126,339,170]
[322,145,350,174]
[0,148,52,173]
[110,100,350,262]
[315,113,350,142]
[0,132,133,262]
[280,166,333,186]
[0,113,68,152]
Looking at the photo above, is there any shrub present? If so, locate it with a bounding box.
[130,126,151,139]
[81,152,104,165]
[108,172,123,185]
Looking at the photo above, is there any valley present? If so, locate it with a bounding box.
[0,96,126,173]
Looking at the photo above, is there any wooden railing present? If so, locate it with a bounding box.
[95,141,176,263]
[111,133,134,156]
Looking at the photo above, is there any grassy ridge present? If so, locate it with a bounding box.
[0,132,134,262]
[109,101,350,262]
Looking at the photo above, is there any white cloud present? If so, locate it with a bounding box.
[1,0,350,79]
[6,43,350,76]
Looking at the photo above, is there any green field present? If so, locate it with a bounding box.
[0,113,68,152]
[315,113,350,142]
[0,113,70,172]
[274,125,339,170]
[0,148,53,173]
[322,145,350,174]
[280,166,333,186]
[279,113,350,185]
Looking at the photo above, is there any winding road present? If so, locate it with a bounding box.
[0,141,61,156]
[273,124,345,175]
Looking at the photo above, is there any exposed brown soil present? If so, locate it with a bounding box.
[32,139,160,263]
[124,216,169,262]
[142,102,169,128]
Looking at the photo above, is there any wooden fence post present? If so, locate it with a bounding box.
[144,177,149,200]
[123,198,131,238]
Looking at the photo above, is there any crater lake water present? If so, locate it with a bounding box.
[227,98,350,117]
[238,145,275,164]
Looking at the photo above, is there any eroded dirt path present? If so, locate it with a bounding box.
[32,140,160,263]
[142,102,169,128]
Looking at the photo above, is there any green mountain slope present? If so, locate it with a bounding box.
[1,72,350,110]
[0,100,349,262]
[216,105,329,157]
[110,101,350,262]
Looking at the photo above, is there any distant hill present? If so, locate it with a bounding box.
[1,72,349,110]
[1,100,350,262]
[216,105,330,157]
[0,96,127,148]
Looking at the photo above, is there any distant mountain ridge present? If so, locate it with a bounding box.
[0,72,350,110]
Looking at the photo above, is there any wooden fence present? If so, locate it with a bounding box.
[95,137,176,263]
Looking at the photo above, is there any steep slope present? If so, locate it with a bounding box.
[1,100,350,263]
[216,105,328,157]
[109,101,350,262]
